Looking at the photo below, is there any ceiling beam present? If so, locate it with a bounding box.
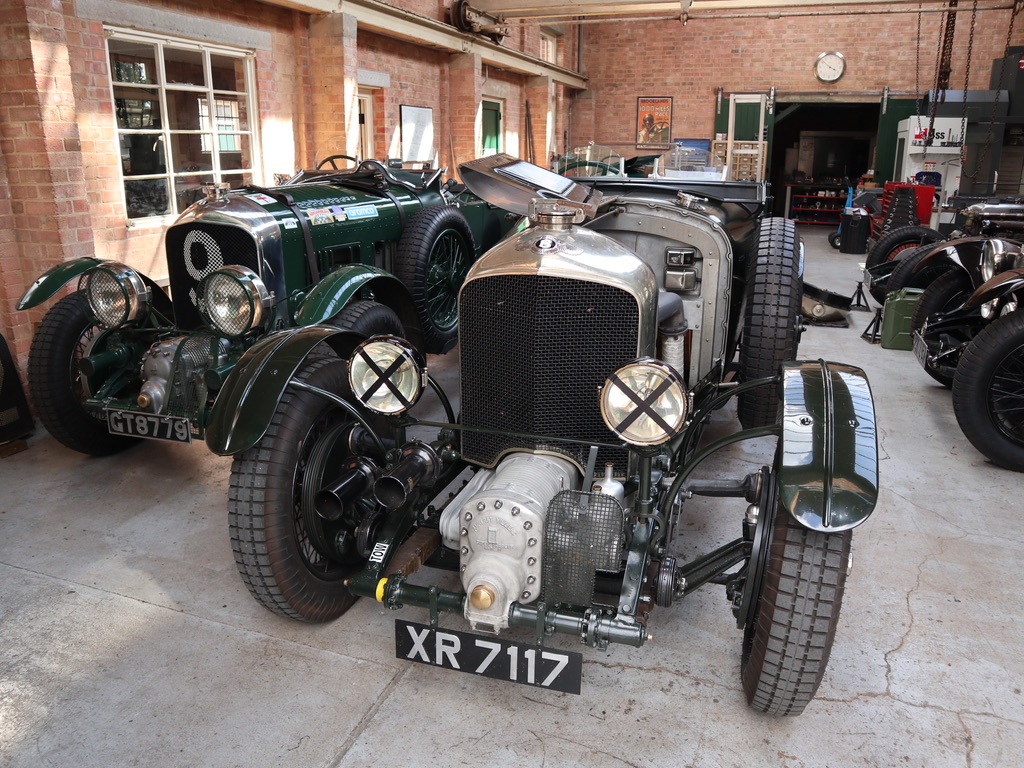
[470,0,974,18]
[255,0,587,88]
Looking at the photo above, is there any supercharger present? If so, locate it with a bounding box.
[439,454,580,632]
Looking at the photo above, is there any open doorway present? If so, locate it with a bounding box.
[769,102,880,217]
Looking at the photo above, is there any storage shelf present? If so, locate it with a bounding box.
[786,183,847,226]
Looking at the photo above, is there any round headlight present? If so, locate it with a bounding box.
[980,239,1017,283]
[83,262,149,329]
[348,336,425,414]
[600,359,688,446]
[198,266,271,338]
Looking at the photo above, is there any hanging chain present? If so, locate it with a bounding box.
[962,3,1020,184]
[959,0,978,152]
[925,1,957,165]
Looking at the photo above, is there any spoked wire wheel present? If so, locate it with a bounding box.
[395,205,475,354]
[423,228,468,334]
[953,311,1024,471]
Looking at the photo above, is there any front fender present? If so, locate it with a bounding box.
[17,257,105,310]
[911,237,989,285]
[293,264,423,349]
[778,360,878,532]
[205,325,367,456]
[965,267,1024,309]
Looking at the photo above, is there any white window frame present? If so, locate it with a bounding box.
[540,32,558,65]
[105,26,260,223]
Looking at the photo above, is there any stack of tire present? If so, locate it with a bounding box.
[863,224,946,303]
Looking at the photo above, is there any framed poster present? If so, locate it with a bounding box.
[400,105,434,163]
[636,97,673,148]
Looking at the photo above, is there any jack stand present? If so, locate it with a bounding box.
[850,280,870,311]
[861,307,883,344]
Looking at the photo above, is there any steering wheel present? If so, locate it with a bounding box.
[558,159,620,177]
[316,154,358,170]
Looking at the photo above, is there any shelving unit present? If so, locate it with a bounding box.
[711,140,767,181]
[785,183,847,226]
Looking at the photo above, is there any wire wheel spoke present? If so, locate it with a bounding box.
[424,231,465,329]
[990,346,1024,437]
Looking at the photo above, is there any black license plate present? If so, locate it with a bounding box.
[395,619,583,694]
[107,410,192,443]
[912,328,929,367]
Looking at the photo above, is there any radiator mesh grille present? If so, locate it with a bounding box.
[166,333,214,420]
[459,274,639,472]
[542,490,625,606]
[165,223,260,329]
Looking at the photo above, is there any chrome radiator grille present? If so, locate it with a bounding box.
[165,223,260,329]
[459,273,639,472]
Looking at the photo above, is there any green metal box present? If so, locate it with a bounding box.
[880,287,924,350]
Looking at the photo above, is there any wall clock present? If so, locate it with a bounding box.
[814,51,846,83]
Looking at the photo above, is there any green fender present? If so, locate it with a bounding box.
[778,360,878,532]
[205,325,367,456]
[17,257,105,310]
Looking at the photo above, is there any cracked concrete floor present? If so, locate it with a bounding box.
[1,227,1022,768]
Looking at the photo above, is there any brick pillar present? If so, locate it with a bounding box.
[568,89,596,151]
[308,12,360,163]
[449,52,482,176]
[0,0,93,371]
[525,75,553,166]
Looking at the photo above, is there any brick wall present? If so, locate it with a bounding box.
[0,0,309,374]
[573,9,1024,152]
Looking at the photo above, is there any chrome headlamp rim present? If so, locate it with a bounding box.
[198,265,271,338]
[348,335,426,415]
[82,261,150,329]
[980,239,1018,283]
[600,358,689,446]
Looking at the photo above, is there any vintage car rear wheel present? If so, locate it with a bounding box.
[737,217,802,429]
[910,269,975,387]
[952,311,1024,472]
[741,504,851,715]
[865,225,944,303]
[395,205,475,354]
[228,302,402,621]
[27,291,140,455]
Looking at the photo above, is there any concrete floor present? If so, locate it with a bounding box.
[1,227,1022,768]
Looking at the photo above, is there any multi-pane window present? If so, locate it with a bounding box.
[106,29,257,220]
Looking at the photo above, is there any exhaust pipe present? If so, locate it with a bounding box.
[373,442,441,510]
[315,457,379,521]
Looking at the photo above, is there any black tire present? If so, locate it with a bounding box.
[27,292,139,456]
[395,205,475,354]
[864,225,943,271]
[229,357,382,621]
[952,311,1024,471]
[910,270,974,387]
[885,243,956,300]
[737,217,802,429]
[827,230,842,249]
[865,226,944,304]
[229,302,402,621]
[741,507,851,716]
[329,299,404,338]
